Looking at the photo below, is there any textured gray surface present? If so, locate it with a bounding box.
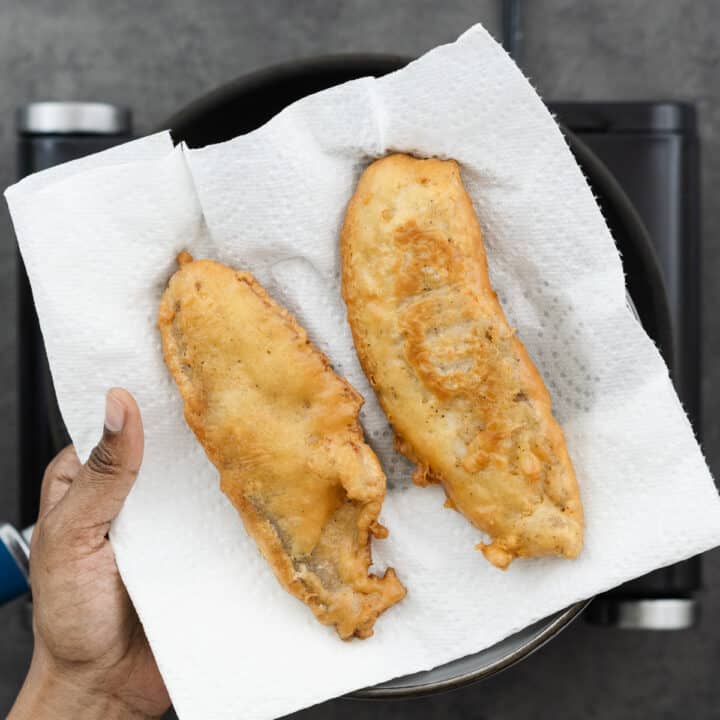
[1,1,719,718]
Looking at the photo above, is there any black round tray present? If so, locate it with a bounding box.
[164,54,672,698]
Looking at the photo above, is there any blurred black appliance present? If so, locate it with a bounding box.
[15,79,700,633]
[16,102,132,526]
[557,102,702,628]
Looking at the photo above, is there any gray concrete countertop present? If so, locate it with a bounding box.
[1,2,719,718]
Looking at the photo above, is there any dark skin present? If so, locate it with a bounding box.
[9,388,171,720]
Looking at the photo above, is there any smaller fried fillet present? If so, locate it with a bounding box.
[341,154,583,569]
[159,252,405,639]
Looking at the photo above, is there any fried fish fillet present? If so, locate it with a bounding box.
[158,252,405,639]
[341,154,583,569]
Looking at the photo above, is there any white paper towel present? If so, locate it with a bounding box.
[6,23,720,720]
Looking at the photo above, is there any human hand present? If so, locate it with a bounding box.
[10,388,170,720]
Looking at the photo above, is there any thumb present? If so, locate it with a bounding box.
[62,387,144,529]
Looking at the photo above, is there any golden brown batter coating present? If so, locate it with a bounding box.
[159,252,405,639]
[341,154,583,569]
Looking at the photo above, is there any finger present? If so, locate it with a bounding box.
[61,387,144,529]
[38,445,82,519]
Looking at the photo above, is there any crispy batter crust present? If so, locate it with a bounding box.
[159,252,405,638]
[341,154,584,569]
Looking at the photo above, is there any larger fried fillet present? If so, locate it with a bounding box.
[158,252,405,639]
[341,154,583,569]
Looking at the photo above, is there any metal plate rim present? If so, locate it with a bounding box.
[351,599,590,699]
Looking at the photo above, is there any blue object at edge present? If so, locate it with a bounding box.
[0,540,28,604]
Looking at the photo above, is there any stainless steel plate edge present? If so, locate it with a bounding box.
[354,600,590,699]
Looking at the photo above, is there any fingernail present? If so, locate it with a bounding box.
[104,389,126,433]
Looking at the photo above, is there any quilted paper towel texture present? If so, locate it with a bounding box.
[6,23,720,720]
